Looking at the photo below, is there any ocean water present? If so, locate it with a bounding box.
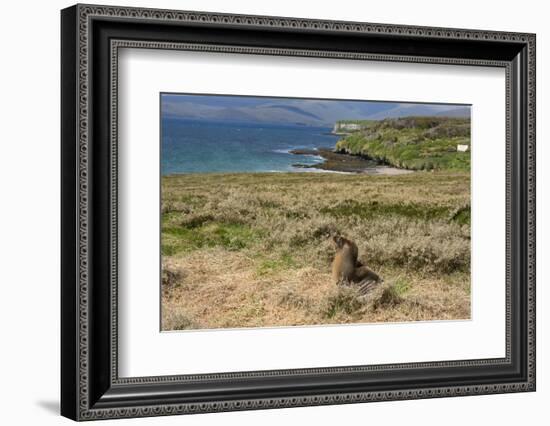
[161,118,341,175]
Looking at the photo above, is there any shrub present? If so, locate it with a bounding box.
[162,306,197,330]
[161,261,184,292]
[323,286,365,319]
[372,283,403,309]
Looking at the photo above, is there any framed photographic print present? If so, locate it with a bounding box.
[61,4,536,421]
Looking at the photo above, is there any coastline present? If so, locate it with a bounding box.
[290,147,413,175]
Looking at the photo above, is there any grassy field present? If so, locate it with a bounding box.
[161,171,471,331]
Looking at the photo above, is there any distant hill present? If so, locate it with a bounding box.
[334,116,471,171]
[365,105,470,120]
[161,94,470,127]
[433,107,471,118]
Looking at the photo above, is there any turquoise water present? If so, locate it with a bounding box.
[161,118,340,175]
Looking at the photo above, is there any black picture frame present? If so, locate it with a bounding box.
[61,4,536,421]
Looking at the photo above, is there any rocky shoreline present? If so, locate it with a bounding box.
[290,147,413,175]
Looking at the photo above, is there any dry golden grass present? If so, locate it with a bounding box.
[161,171,470,330]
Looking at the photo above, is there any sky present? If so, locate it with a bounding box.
[161,93,470,127]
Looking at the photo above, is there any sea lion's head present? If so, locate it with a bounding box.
[332,235,346,249]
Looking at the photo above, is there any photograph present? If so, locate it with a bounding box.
[160,93,472,331]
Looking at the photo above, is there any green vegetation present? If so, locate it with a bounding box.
[162,221,260,255]
[451,206,471,226]
[392,277,411,296]
[334,116,470,171]
[256,253,297,276]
